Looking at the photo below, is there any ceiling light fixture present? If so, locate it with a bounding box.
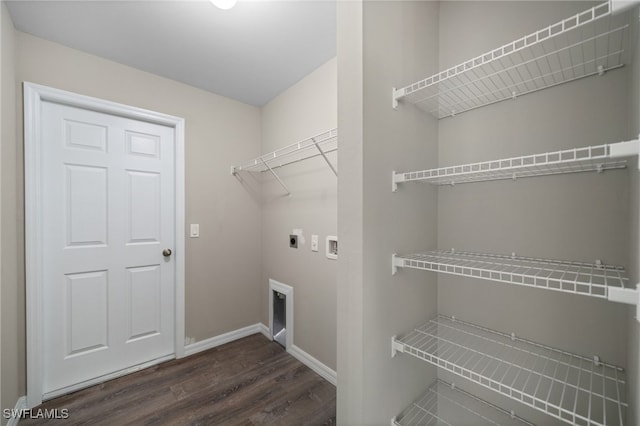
[210,0,237,10]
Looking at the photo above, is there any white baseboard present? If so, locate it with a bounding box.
[184,323,268,357]
[184,323,336,386]
[288,345,337,386]
[258,323,270,339]
[5,396,26,426]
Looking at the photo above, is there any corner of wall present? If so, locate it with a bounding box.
[1,0,19,422]
[626,5,640,425]
[336,0,365,424]
[259,38,337,373]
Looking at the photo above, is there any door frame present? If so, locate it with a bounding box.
[24,82,186,408]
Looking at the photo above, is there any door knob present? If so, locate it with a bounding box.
[163,249,172,257]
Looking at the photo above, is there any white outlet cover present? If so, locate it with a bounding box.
[190,224,200,238]
[311,235,319,252]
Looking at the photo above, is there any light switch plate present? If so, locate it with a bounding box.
[311,235,319,252]
[190,224,200,238]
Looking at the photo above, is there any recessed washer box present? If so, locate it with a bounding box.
[326,236,337,259]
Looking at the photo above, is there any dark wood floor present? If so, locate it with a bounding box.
[21,334,336,425]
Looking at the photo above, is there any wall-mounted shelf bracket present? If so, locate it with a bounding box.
[611,0,640,15]
[608,284,640,321]
[392,88,403,110]
[391,335,404,357]
[392,171,399,192]
[312,137,338,177]
[262,158,291,196]
[609,137,640,169]
[391,253,403,275]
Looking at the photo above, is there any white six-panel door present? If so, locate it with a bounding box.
[40,100,176,395]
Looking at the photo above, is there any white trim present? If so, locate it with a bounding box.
[43,355,174,401]
[258,323,270,339]
[182,322,336,386]
[173,112,186,359]
[266,278,336,385]
[5,396,27,426]
[288,345,337,386]
[269,279,294,350]
[23,82,186,408]
[184,323,267,357]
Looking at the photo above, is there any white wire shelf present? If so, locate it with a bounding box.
[231,128,338,195]
[392,140,638,190]
[392,1,633,119]
[392,315,626,426]
[392,250,631,302]
[393,379,534,426]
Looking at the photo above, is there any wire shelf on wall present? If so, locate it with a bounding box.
[392,250,630,301]
[231,128,337,195]
[392,1,632,118]
[392,140,638,190]
[392,315,626,426]
[393,379,534,426]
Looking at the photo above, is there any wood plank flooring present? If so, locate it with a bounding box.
[21,334,336,425]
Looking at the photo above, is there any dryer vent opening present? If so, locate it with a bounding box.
[269,279,293,350]
[272,290,286,348]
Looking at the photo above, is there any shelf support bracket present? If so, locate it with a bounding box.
[391,335,404,358]
[392,171,399,192]
[608,284,640,322]
[392,87,403,110]
[392,253,403,275]
[609,137,639,169]
[261,158,291,196]
[311,138,338,177]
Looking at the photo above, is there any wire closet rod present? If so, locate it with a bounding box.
[231,128,338,196]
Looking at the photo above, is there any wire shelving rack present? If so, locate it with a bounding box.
[392,379,534,426]
[392,315,627,426]
[392,1,632,119]
[231,128,337,195]
[392,249,630,302]
[392,140,638,190]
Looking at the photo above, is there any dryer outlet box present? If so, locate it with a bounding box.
[289,234,298,248]
[326,236,338,259]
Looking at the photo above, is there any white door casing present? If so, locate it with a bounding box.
[25,83,185,407]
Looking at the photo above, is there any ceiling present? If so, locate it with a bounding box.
[6,0,337,106]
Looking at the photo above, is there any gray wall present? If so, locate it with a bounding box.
[338,1,440,423]
[362,1,441,422]
[437,1,634,424]
[626,4,640,425]
[1,1,16,421]
[336,1,365,422]
[260,57,337,370]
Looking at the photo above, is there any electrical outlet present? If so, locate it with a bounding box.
[311,235,319,252]
[289,234,298,248]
